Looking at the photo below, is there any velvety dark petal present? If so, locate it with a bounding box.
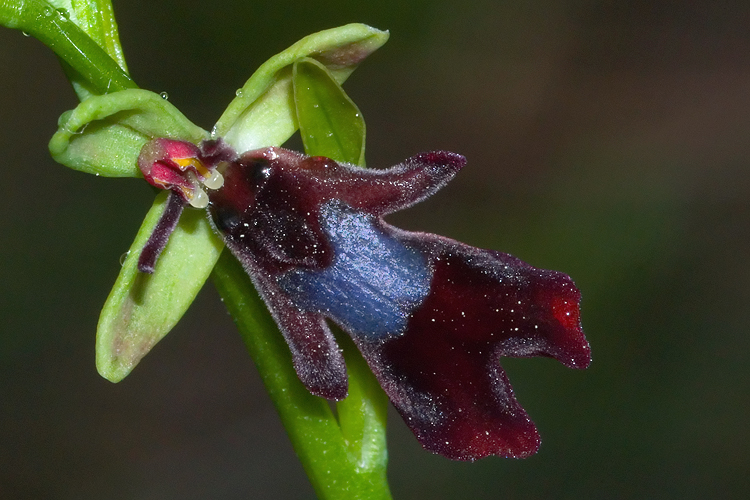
[138,191,186,273]
[234,147,465,214]
[354,232,589,460]
[290,151,466,215]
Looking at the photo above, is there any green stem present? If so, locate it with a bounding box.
[0,0,134,94]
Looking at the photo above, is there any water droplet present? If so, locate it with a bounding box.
[21,31,30,37]
[56,8,70,20]
[159,92,169,100]
[119,251,130,266]
[235,88,244,97]
[313,104,319,108]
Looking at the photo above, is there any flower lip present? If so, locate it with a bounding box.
[202,146,590,460]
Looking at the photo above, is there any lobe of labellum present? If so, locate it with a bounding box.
[243,264,349,400]
[255,148,467,215]
[356,237,590,460]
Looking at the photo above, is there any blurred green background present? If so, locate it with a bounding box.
[2,0,749,498]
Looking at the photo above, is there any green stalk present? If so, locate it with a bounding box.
[0,0,134,95]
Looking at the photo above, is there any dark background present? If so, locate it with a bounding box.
[2,0,749,498]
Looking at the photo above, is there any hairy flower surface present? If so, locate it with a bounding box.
[139,138,591,460]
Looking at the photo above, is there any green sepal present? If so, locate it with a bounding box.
[96,191,224,382]
[293,57,366,166]
[215,23,388,153]
[49,89,207,177]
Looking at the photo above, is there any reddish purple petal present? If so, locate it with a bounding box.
[358,234,589,460]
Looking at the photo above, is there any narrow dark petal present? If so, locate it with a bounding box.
[295,150,466,215]
[138,192,186,274]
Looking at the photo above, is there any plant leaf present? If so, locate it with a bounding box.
[294,57,366,166]
[0,0,134,95]
[47,0,130,99]
[97,191,224,382]
[50,0,128,71]
[49,89,207,177]
[215,23,388,153]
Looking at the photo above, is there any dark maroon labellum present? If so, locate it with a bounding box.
[137,139,591,461]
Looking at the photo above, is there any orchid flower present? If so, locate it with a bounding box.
[136,138,591,460]
[2,1,591,495]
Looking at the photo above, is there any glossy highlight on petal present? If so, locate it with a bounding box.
[278,202,431,341]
